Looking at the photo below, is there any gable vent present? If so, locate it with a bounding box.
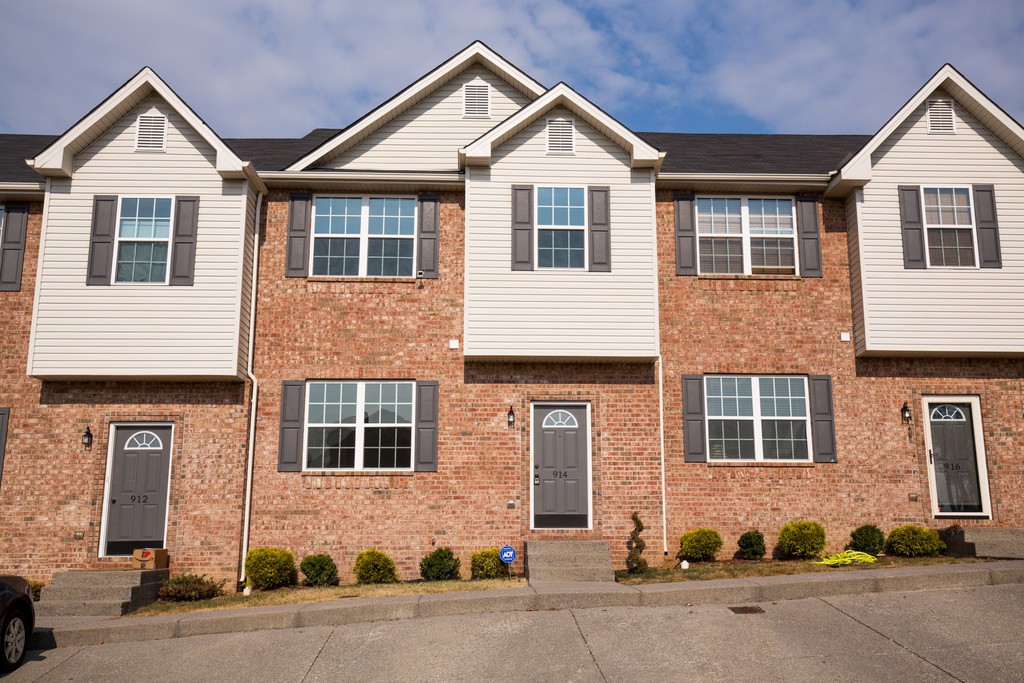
[927,99,955,134]
[547,118,575,154]
[135,115,167,150]
[464,84,490,117]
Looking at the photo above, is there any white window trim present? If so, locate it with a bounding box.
[926,98,956,135]
[533,184,588,270]
[302,380,416,472]
[112,196,174,285]
[546,117,575,155]
[704,375,812,462]
[134,113,167,151]
[462,83,490,119]
[309,195,418,279]
[695,196,800,276]
[921,395,991,519]
[921,186,979,270]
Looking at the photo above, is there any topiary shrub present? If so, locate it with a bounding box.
[777,520,826,559]
[300,553,340,587]
[471,548,505,580]
[627,512,648,573]
[159,574,225,602]
[737,530,766,560]
[677,528,723,562]
[353,549,398,584]
[420,547,461,581]
[885,525,946,557]
[849,524,886,555]
[245,547,298,590]
[27,581,45,602]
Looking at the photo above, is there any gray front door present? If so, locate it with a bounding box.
[533,404,589,529]
[105,425,172,556]
[927,403,983,514]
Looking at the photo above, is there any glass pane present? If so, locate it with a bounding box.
[363,427,412,469]
[312,237,359,276]
[367,237,413,276]
[708,419,755,460]
[928,228,975,267]
[751,238,796,274]
[706,376,753,418]
[307,381,356,426]
[314,197,362,235]
[537,229,585,269]
[114,241,168,283]
[537,186,585,227]
[364,382,414,425]
[696,197,742,235]
[306,427,355,469]
[699,238,743,274]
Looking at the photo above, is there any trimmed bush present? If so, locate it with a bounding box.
[471,548,506,580]
[886,525,946,557]
[420,547,462,581]
[677,528,723,562]
[300,553,340,587]
[354,549,398,584]
[849,524,886,555]
[777,520,826,559]
[737,530,766,560]
[627,512,648,573]
[27,581,45,602]
[159,574,225,602]
[245,547,298,590]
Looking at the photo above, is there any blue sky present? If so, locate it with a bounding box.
[1,0,1021,138]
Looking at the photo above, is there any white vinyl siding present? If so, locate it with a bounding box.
[464,106,659,360]
[28,96,248,379]
[854,88,1024,355]
[326,65,532,171]
[236,183,259,376]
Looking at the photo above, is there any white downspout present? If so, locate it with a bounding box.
[657,354,669,555]
[238,191,264,587]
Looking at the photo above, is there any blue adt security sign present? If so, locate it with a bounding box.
[499,545,517,564]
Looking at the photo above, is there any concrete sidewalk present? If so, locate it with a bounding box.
[31,560,1024,651]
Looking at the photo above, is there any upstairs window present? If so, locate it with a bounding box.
[927,99,955,134]
[115,198,172,283]
[696,197,797,275]
[311,196,417,277]
[536,186,585,268]
[547,118,575,154]
[463,83,490,117]
[135,114,167,151]
[923,187,975,267]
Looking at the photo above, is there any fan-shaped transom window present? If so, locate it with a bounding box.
[930,404,967,422]
[125,430,164,450]
[542,410,578,429]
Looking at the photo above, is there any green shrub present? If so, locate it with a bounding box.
[27,581,45,602]
[777,520,826,559]
[158,574,225,602]
[677,528,723,562]
[420,547,461,581]
[627,512,648,573]
[885,525,946,557]
[300,553,340,587]
[245,547,298,590]
[737,530,766,560]
[470,548,506,580]
[353,549,398,584]
[849,524,886,555]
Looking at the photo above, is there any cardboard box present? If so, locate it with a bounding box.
[131,548,168,570]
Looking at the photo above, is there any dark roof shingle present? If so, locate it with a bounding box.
[0,134,56,183]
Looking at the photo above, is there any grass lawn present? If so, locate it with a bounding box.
[129,577,527,618]
[615,555,990,584]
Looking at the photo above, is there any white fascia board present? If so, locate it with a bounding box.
[658,173,831,184]
[463,83,662,169]
[258,170,464,187]
[30,67,244,178]
[286,42,546,172]
[0,181,45,197]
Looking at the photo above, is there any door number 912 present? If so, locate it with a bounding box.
[130,495,149,503]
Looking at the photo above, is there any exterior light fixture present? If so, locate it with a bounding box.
[900,402,912,423]
[82,426,94,448]
[507,406,515,428]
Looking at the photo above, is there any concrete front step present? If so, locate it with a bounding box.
[949,529,1024,559]
[525,540,615,583]
[37,569,169,616]
[526,567,616,583]
[41,582,161,603]
[48,569,169,588]
[35,599,133,617]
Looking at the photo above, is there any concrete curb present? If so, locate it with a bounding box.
[31,560,1024,650]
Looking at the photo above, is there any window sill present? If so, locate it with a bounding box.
[697,274,801,280]
[306,277,420,288]
[706,460,815,468]
[301,470,415,476]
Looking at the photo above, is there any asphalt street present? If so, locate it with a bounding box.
[7,583,1024,682]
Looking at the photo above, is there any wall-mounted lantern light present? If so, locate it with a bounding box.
[900,402,912,424]
[507,406,515,428]
[82,426,94,448]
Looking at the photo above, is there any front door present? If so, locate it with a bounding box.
[104,425,172,556]
[924,399,989,516]
[533,404,589,529]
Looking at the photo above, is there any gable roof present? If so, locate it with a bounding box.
[287,41,546,172]
[28,67,259,187]
[828,63,1024,195]
[463,82,663,170]
[225,128,342,171]
[0,134,56,184]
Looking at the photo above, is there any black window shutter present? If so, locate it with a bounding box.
[809,375,837,463]
[286,194,311,277]
[682,375,706,462]
[898,186,926,269]
[415,381,438,472]
[511,185,533,271]
[973,185,1002,268]
[0,202,28,292]
[86,196,118,285]
[588,186,611,272]
[0,408,8,490]
[675,194,697,275]
[796,195,823,277]
[417,195,440,278]
[169,196,199,286]
[278,380,305,472]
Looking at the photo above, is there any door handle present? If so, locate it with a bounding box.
[928,450,934,464]
[110,498,116,504]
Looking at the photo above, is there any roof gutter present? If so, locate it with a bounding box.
[258,170,465,187]
[656,172,832,186]
[0,181,45,197]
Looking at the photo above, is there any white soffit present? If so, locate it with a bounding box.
[287,41,547,172]
[462,82,664,170]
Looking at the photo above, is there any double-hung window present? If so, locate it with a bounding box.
[696,197,797,275]
[923,187,976,267]
[536,186,586,269]
[115,197,172,283]
[705,376,810,461]
[311,197,416,277]
[305,381,414,470]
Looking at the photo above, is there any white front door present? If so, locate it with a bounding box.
[922,396,991,518]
